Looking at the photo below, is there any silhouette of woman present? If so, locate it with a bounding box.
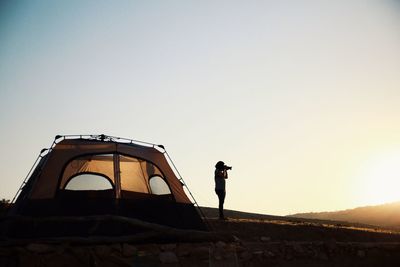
[214,161,229,220]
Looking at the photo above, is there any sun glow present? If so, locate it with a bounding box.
[354,149,400,206]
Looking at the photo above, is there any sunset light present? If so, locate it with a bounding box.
[354,147,400,206]
[2,2,400,264]
[1,1,400,217]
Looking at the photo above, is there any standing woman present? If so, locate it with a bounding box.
[214,161,231,220]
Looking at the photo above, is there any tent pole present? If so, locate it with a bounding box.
[11,152,43,204]
[164,151,211,229]
[11,137,60,204]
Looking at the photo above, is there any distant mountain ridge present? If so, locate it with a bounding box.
[200,207,377,230]
[288,201,400,229]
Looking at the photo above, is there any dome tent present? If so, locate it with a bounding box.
[11,135,206,232]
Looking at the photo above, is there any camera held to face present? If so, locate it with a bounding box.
[224,165,232,170]
[216,161,232,171]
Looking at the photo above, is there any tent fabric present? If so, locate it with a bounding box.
[27,139,191,203]
[12,136,206,231]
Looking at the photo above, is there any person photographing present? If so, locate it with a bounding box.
[214,161,232,220]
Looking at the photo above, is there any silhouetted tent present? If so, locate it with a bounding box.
[10,135,206,234]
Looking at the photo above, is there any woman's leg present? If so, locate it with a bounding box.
[215,190,226,219]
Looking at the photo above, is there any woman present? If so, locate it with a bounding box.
[214,161,229,220]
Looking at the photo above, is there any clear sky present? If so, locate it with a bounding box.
[1,0,400,215]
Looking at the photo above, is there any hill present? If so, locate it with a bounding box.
[201,207,380,230]
[2,208,400,266]
[289,201,400,230]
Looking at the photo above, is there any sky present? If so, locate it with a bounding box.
[1,0,400,215]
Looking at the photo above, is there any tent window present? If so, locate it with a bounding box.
[60,154,115,190]
[64,173,113,190]
[119,155,164,193]
[60,153,168,194]
[149,175,171,195]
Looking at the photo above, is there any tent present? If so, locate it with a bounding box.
[11,135,206,231]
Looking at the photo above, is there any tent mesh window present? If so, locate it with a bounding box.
[65,173,114,190]
[59,153,172,197]
[149,175,171,195]
[61,154,115,190]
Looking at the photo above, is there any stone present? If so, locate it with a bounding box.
[285,251,294,260]
[362,243,376,249]
[318,251,329,260]
[226,243,239,253]
[190,246,210,260]
[263,250,275,258]
[26,243,55,254]
[161,243,177,252]
[240,251,252,261]
[235,245,247,253]
[292,243,305,254]
[357,250,366,258]
[110,243,121,253]
[382,244,398,251]
[122,243,137,257]
[215,241,226,249]
[138,244,160,257]
[159,251,179,264]
[54,245,66,255]
[253,251,263,258]
[94,245,111,257]
[177,244,191,257]
[233,235,241,243]
[325,240,337,252]
[260,236,271,242]
[213,251,223,260]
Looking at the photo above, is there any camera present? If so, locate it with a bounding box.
[224,165,232,170]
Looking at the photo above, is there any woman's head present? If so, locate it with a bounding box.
[215,161,225,169]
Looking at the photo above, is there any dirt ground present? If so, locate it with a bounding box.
[2,217,400,266]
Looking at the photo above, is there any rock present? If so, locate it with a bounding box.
[292,243,305,254]
[160,243,177,252]
[54,245,66,255]
[26,243,55,254]
[177,244,191,257]
[253,251,263,258]
[213,251,223,260]
[215,241,226,249]
[190,246,210,260]
[224,243,235,250]
[159,251,179,264]
[357,250,366,258]
[382,244,398,251]
[233,235,241,243]
[110,243,121,253]
[140,244,160,255]
[325,240,337,252]
[318,251,329,260]
[236,245,247,254]
[285,251,294,260]
[94,245,111,257]
[122,243,137,257]
[260,236,271,242]
[240,251,252,261]
[362,243,376,249]
[263,250,275,258]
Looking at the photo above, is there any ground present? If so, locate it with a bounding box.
[2,214,400,266]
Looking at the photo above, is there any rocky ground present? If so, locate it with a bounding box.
[2,216,400,266]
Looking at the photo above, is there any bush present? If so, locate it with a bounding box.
[0,199,11,215]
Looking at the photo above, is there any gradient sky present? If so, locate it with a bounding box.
[1,0,400,215]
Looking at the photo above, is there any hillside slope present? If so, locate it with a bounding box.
[3,212,400,266]
[289,201,400,229]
